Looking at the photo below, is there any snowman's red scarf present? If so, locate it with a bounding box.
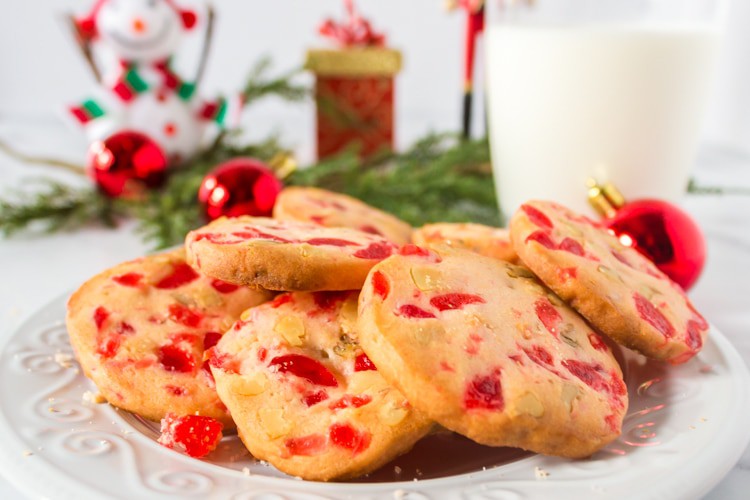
[111,60,195,102]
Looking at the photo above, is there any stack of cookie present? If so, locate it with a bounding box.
[66,187,709,481]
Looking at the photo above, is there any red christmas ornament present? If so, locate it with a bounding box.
[588,181,706,290]
[87,131,168,197]
[198,158,282,221]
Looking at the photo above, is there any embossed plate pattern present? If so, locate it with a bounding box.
[1,293,749,500]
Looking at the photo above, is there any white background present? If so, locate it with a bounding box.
[0,0,482,164]
[1,0,750,159]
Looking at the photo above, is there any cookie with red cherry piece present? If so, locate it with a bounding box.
[66,249,271,425]
[209,291,433,481]
[357,245,627,458]
[273,186,413,245]
[509,200,709,364]
[412,222,517,262]
[185,216,398,291]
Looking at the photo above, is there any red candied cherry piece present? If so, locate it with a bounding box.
[285,434,327,456]
[312,291,351,311]
[521,204,553,229]
[353,241,395,260]
[158,344,197,373]
[604,414,619,433]
[397,304,436,319]
[303,390,329,407]
[399,244,442,262]
[112,272,143,287]
[257,347,267,362]
[203,331,222,351]
[165,385,188,396]
[269,354,339,387]
[430,293,485,311]
[526,230,557,249]
[686,320,704,351]
[359,225,383,236]
[207,349,241,374]
[559,237,584,256]
[558,267,578,281]
[232,229,292,243]
[97,336,121,359]
[94,306,110,330]
[534,298,562,338]
[210,279,239,294]
[562,359,626,401]
[611,250,634,268]
[634,293,675,338]
[157,413,223,458]
[464,371,504,410]
[354,352,377,372]
[329,394,373,410]
[168,303,203,328]
[270,294,293,309]
[329,423,372,454]
[588,332,609,352]
[306,237,357,247]
[155,263,200,289]
[371,270,390,300]
[309,215,326,225]
[522,345,554,368]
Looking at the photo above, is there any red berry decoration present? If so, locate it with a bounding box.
[198,158,282,221]
[588,181,706,290]
[87,131,168,198]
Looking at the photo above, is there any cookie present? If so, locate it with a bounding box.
[509,200,709,364]
[273,186,412,245]
[357,245,627,458]
[210,291,433,481]
[412,222,517,262]
[66,249,271,425]
[186,217,398,291]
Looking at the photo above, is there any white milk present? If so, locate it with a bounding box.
[486,25,718,218]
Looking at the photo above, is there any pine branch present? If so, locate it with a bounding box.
[240,57,308,105]
[288,133,501,227]
[0,180,120,236]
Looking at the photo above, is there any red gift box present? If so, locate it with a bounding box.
[306,48,402,160]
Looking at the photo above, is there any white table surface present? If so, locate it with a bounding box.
[1,122,749,499]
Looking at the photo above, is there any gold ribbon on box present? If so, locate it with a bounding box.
[305,48,402,77]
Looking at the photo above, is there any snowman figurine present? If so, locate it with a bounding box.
[68,0,227,164]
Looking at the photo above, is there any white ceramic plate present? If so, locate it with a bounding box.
[1,293,749,500]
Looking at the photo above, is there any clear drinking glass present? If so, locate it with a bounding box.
[485,0,727,221]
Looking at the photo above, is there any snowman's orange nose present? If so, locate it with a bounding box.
[132,18,146,34]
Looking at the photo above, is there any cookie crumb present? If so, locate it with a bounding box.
[689,425,696,430]
[393,490,406,500]
[82,391,107,405]
[241,467,251,476]
[700,417,708,422]
[54,352,75,369]
[394,465,402,475]
[22,450,33,457]
[534,466,549,479]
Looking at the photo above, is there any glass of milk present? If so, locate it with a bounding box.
[486,0,726,220]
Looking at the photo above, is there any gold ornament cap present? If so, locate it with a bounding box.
[305,48,402,77]
[587,178,627,219]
